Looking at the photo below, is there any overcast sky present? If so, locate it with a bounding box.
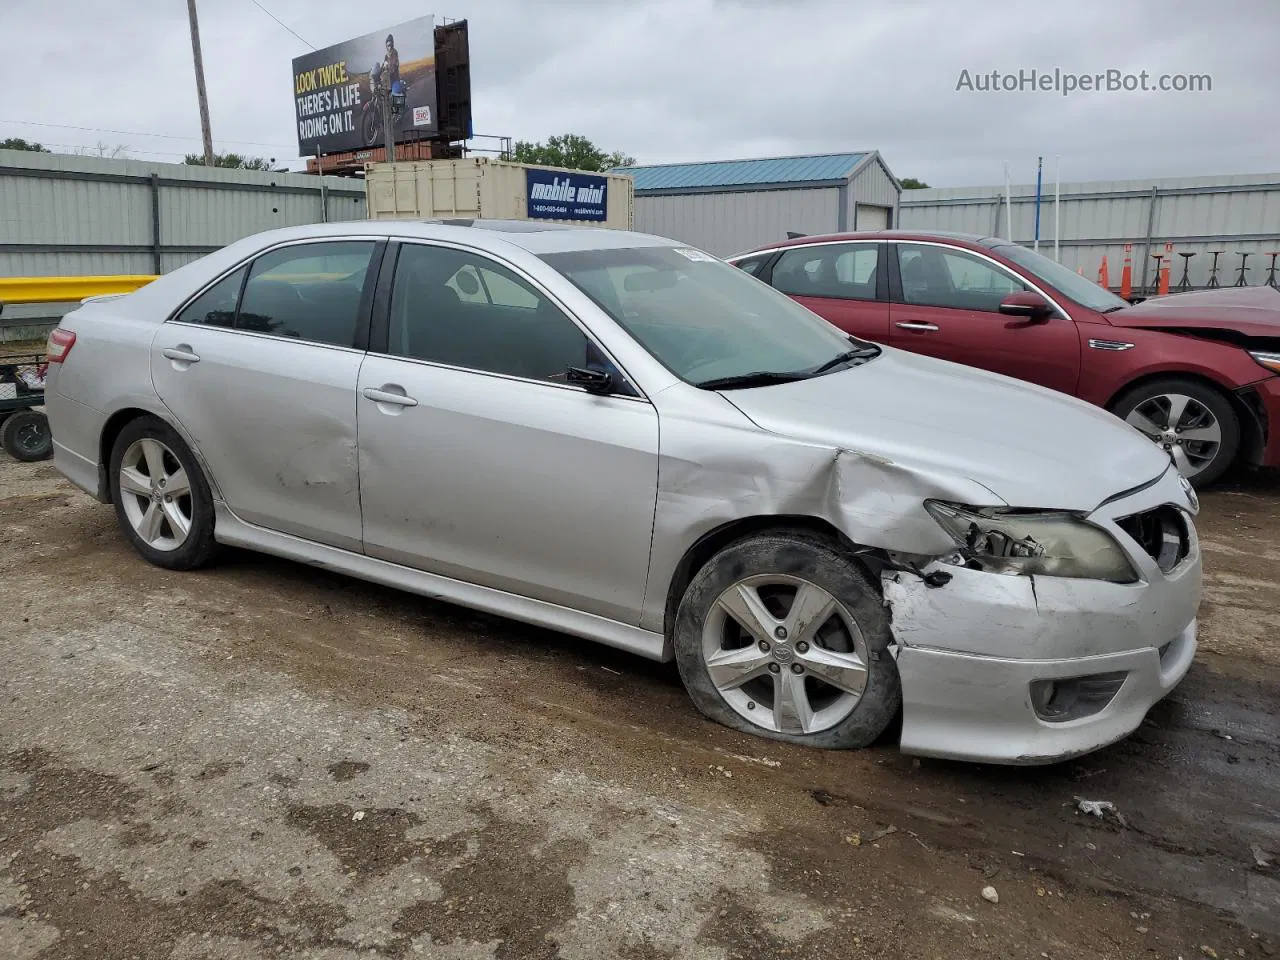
[2,0,1277,187]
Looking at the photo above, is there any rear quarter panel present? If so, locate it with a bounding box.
[47,299,171,485]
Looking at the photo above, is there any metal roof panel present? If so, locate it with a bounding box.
[613,153,867,192]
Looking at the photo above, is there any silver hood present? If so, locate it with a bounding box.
[720,346,1172,513]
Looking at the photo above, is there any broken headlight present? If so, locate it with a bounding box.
[924,502,1138,583]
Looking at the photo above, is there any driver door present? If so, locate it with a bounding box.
[888,242,1081,395]
[356,242,660,625]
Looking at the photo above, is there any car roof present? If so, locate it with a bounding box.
[93,218,698,323]
[730,229,1005,258]
[233,218,681,256]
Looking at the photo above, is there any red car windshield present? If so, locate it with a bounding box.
[986,241,1129,313]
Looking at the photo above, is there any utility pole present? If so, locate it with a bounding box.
[186,0,215,165]
[382,90,397,163]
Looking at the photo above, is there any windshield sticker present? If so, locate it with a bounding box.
[674,248,718,262]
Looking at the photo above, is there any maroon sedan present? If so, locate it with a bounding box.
[729,231,1280,486]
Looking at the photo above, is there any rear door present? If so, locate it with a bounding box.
[150,238,382,552]
[355,241,660,625]
[887,241,1081,395]
[768,242,890,343]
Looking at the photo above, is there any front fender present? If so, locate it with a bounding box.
[639,396,1000,636]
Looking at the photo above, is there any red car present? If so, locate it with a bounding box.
[729,231,1280,486]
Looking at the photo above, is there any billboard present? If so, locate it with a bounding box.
[292,16,436,156]
[525,169,609,222]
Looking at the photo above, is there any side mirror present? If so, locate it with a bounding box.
[566,365,613,395]
[998,291,1054,322]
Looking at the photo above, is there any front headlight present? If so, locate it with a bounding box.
[1248,350,1280,375]
[925,501,1137,583]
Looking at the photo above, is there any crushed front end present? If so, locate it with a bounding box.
[883,466,1201,764]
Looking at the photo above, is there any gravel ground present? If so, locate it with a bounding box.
[1,453,1277,960]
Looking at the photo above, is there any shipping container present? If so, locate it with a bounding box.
[365,157,634,229]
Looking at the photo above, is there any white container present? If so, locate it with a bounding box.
[365,157,634,229]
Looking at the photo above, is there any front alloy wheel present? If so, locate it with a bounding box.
[702,575,870,735]
[1113,377,1240,487]
[1124,393,1221,479]
[674,532,900,749]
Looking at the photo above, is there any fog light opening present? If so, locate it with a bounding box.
[1029,672,1128,723]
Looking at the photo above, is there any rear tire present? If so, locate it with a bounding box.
[1111,377,1239,488]
[1,410,53,462]
[109,416,217,570]
[673,532,901,750]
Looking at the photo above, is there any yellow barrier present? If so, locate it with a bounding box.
[0,275,158,306]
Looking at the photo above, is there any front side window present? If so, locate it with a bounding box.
[174,266,246,327]
[773,244,879,301]
[388,244,593,384]
[542,246,875,389]
[896,243,1026,312]
[986,240,1127,313]
[237,241,375,346]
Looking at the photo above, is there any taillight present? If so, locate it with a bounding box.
[47,328,76,363]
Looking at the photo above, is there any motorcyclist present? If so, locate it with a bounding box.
[384,34,401,88]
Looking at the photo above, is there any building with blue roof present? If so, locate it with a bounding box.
[611,151,900,256]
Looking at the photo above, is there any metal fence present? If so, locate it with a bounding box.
[898,172,1280,293]
[0,149,367,337]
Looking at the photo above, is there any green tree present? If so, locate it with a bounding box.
[511,134,635,172]
[0,137,50,152]
[900,177,930,189]
[184,152,283,171]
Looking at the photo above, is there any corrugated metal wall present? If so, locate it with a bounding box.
[850,158,900,225]
[900,172,1280,290]
[633,187,843,257]
[1,149,367,280]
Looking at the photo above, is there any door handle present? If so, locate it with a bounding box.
[895,321,939,332]
[362,386,418,407]
[162,346,201,363]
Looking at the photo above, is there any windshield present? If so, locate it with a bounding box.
[985,241,1129,313]
[540,246,876,388]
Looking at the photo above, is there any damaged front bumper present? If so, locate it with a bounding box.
[882,468,1202,765]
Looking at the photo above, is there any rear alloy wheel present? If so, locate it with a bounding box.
[109,417,216,570]
[1112,378,1240,487]
[674,533,900,749]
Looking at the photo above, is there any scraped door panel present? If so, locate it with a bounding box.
[151,327,365,550]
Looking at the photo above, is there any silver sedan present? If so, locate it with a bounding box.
[44,220,1202,763]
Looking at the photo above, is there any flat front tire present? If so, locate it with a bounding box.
[673,532,901,750]
[109,416,216,570]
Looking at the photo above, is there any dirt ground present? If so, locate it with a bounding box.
[1,452,1277,960]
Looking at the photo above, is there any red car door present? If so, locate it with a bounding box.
[887,241,1081,396]
[768,241,891,343]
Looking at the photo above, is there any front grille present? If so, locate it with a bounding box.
[1116,506,1189,573]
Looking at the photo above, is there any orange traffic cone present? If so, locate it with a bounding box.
[1098,255,1110,289]
[1120,244,1133,299]
[1158,259,1171,295]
